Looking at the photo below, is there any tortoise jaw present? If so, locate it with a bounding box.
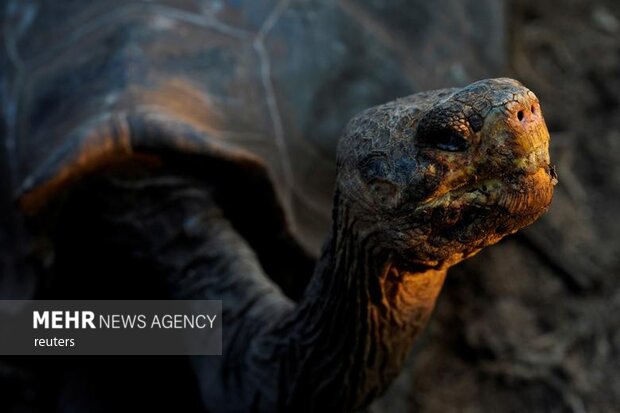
[416,138,556,214]
[416,164,556,216]
[400,164,555,268]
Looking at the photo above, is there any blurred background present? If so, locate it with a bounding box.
[1,0,619,412]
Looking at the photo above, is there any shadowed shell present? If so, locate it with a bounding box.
[3,0,506,259]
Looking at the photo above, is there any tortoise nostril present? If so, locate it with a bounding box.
[517,110,524,121]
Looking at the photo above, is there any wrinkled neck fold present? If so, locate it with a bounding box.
[258,196,448,411]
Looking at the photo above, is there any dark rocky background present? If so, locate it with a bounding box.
[1,0,619,411]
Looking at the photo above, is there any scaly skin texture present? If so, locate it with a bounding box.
[82,78,556,412]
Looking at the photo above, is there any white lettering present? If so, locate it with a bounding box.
[33,311,97,329]
[33,311,49,329]
[83,311,96,329]
[65,311,79,329]
[51,311,63,329]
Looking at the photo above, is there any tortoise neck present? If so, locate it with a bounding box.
[67,173,448,412]
[271,193,447,411]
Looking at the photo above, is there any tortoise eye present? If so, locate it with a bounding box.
[415,104,474,152]
[430,129,469,152]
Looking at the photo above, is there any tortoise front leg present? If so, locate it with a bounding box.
[73,172,294,410]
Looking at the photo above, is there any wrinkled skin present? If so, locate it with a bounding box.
[69,78,556,412]
[338,77,556,268]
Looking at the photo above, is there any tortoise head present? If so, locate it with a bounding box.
[336,78,557,268]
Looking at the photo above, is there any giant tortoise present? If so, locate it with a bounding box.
[0,0,555,412]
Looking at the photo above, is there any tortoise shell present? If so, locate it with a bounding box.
[2,0,505,256]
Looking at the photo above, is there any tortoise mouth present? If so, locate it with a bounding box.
[402,163,556,267]
[417,164,556,217]
[417,142,556,217]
